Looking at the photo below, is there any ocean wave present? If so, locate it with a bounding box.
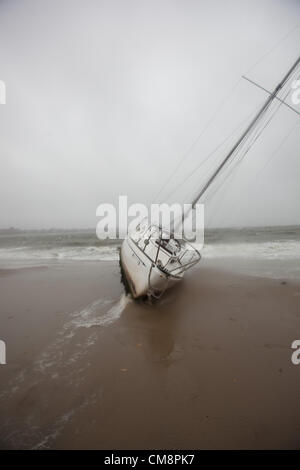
[0,245,119,262]
[200,240,300,260]
[0,237,300,262]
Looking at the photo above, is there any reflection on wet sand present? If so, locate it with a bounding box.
[1,261,300,449]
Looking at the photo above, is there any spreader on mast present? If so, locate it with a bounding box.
[190,56,300,208]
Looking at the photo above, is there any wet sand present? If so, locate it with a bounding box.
[0,260,300,449]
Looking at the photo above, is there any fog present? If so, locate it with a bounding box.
[0,0,299,229]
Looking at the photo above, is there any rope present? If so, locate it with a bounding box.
[152,23,300,209]
[245,22,300,75]
[152,78,242,203]
[208,85,300,226]
[161,96,268,203]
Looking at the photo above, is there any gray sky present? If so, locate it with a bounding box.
[0,0,299,229]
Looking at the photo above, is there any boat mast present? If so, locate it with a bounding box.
[190,55,300,208]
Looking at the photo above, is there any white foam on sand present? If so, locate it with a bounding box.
[68,293,131,330]
[0,293,131,407]
[34,294,132,372]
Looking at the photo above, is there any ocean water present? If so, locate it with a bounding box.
[0,226,300,279]
[203,225,300,260]
[0,230,119,262]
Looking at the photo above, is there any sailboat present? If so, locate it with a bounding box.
[120,55,300,300]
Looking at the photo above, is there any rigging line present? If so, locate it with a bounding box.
[253,119,300,177]
[170,60,299,209]
[197,59,300,227]
[202,123,266,205]
[195,79,294,197]
[152,78,242,204]
[245,22,300,75]
[208,89,297,226]
[200,143,250,205]
[223,119,300,228]
[202,87,297,226]
[199,86,292,206]
[186,107,268,204]
[182,161,218,204]
[162,122,247,204]
[241,76,300,116]
[166,95,273,205]
[185,115,266,204]
[182,161,215,203]
[200,129,263,207]
[236,68,300,161]
[229,86,292,165]
[188,110,265,202]
[191,64,300,207]
[155,48,300,205]
[161,96,268,203]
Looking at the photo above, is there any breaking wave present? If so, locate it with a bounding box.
[0,226,300,264]
[0,245,119,262]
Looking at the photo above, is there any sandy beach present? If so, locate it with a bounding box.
[0,258,300,449]
[1,0,300,455]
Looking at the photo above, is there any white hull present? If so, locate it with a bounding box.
[120,238,180,299]
[120,224,200,299]
[120,236,181,299]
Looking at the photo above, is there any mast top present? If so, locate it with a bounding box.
[190,55,300,208]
